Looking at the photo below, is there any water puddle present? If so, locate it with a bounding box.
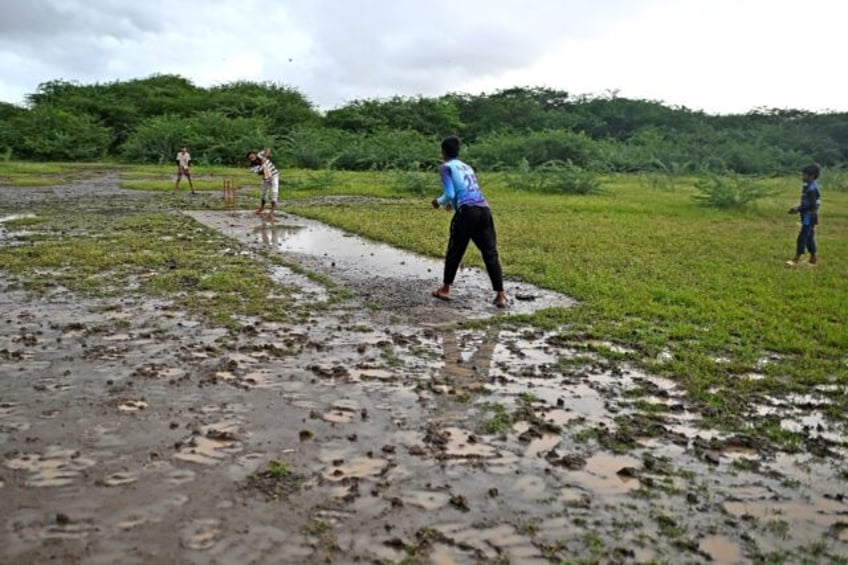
[0,213,37,223]
[568,453,641,495]
[699,535,745,564]
[186,211,574,319]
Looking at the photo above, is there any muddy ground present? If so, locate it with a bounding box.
[0,176,846,564]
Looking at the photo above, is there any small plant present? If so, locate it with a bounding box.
[477,402,513,434]
[693,174,777,209]
[243,459,303,501]
[266,460,291,479]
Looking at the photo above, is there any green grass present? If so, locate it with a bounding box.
[2,162,846,431]
[281,171,848,428]
[0,161,113,186]
[0,210,299,329]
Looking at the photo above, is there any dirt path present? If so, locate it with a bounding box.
[1,176,846,564]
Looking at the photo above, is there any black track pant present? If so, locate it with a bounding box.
[443,205,504,292]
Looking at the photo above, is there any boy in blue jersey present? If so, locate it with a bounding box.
[431,136,508,308]
[786,164,822,266]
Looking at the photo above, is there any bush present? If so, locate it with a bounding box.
[3,107,110,160]
[122,112,274,165]
[391,165,433,196]
[823,166,848,192]
[469,129,601,170]
[693,174,778,209]
[505,159,604,195]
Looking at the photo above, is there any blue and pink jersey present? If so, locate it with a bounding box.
[437,159,488,210]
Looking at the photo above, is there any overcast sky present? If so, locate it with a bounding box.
[1,0,845,114]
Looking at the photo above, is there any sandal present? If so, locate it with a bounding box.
[432,289,451,301]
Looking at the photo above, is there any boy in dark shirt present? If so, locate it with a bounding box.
[786,164,822,266]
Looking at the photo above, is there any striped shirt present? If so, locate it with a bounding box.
[249,150,278,179]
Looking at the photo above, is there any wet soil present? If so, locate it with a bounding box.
[1,176,846,564]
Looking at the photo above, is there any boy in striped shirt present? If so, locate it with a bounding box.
[246,147,279,221]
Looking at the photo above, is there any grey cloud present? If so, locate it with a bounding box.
[282,0,642,105]
[0,0,164,38]
[0,0,651,107]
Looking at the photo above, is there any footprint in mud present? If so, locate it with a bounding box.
[174,421,243,465]
[31,377,74,393]
[433,523,547,564]
[114,494,190,531]
[180,518,221,551]
[118,399,148,413]
[428,426,499,460]
[5,446,96,487]
[203,526,314,563]
[14,516,100,542]
[99,471,138,487]
[322,399,360,424]
[401,489,452,510]
[0,400,17,418]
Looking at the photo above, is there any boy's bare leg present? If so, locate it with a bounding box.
[494,290,508,308]
[268,202,277,222]
[254,199,266,215]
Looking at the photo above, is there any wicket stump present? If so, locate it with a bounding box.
[222,178,236,210]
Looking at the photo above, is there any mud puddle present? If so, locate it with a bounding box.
[186,210,574,323]
[1,178,846,563]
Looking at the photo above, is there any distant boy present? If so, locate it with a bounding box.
[786,164,822,266]
[246,147,279,221]
[175,146,195,193]
[431,135,507,308]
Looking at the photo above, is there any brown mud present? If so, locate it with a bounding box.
[0,176,846,564]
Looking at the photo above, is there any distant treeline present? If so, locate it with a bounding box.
[0,74,845,174]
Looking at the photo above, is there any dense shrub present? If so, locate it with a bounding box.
[505,159,604,195]
[331,129,439,171]
[122,112,273,165]
[2,107,110,160]
[468,129,602,170]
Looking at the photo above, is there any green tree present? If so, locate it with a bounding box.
[4,107,110,160]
